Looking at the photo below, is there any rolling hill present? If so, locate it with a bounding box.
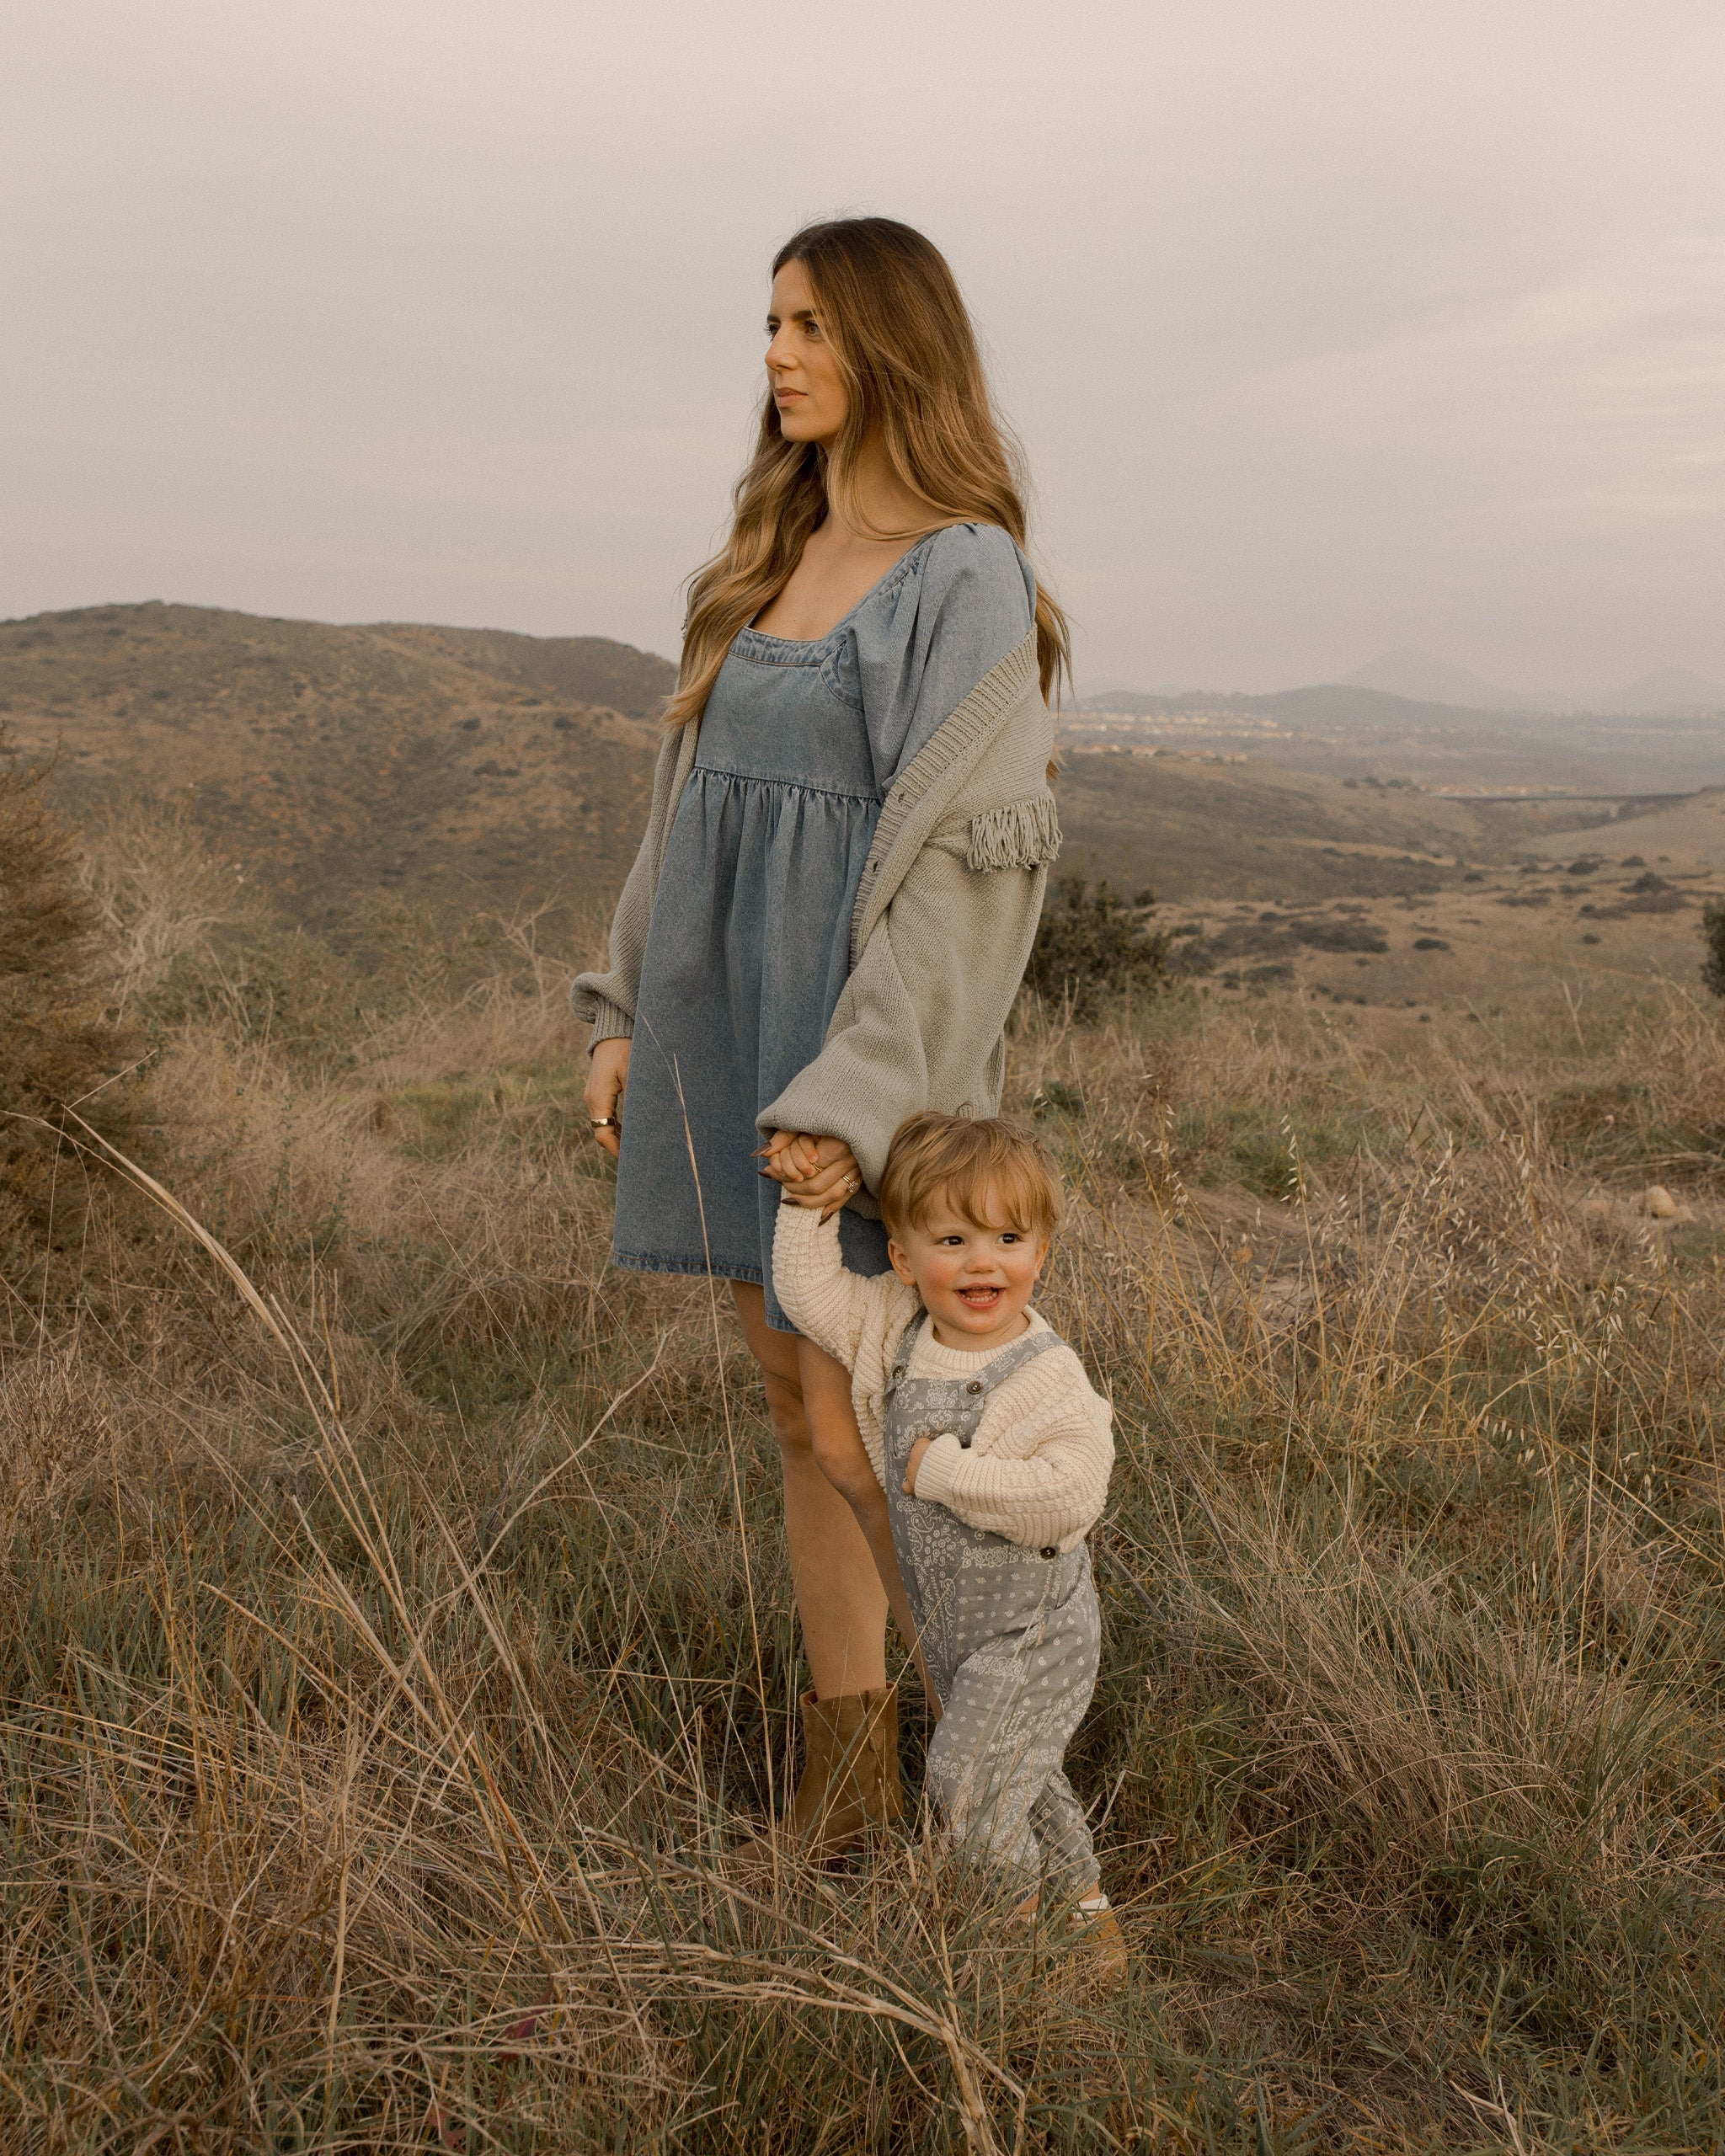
[6,600,1721,927]
[1,602,675,931]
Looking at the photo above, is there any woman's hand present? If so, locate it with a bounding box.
[761,1130,862,1220]
[583,1037,632,1160]
[901,1436,934,1496]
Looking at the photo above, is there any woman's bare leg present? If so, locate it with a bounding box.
[793,1331,938,1713]
[731,1282,887,1698]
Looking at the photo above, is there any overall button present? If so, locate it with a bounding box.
[1039,1545,1057,1560]
[965,1380,984,1396]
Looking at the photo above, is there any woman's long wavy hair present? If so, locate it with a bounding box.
[664,216,1070,730]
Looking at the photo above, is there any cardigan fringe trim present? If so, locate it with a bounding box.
[965,792,1063,873]
[847,629,1042,969]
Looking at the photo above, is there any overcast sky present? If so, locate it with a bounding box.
[5,1,1722,695]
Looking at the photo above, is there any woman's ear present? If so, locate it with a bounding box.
[887,1235,919,1288]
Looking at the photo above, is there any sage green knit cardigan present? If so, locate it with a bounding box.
[570,628,1060,1198]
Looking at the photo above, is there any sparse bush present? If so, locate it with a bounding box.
[0,732,142,1290]
[1026,873,1167,1021]
[1704,896,1725,998]
[77,813,588,1070]
[1293,917,1389,953]
[78,802,248,1014]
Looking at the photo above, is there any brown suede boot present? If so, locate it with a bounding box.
[784,1685,904,1854]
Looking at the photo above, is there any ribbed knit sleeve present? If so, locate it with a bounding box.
[911,1347,1113,1552]
[771,1203,874,1370]
[769,1202,918,1488]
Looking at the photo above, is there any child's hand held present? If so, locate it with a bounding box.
[763,1131,863,1219]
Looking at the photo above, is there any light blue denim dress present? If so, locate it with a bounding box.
[613,523,1034,1331]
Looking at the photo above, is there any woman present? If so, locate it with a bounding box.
[574,216,1067,1849]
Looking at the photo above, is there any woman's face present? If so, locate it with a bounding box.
[765,259,846,446]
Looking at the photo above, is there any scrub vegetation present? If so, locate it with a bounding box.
[1703,896,1725,1000]
[5,803,1725,2152]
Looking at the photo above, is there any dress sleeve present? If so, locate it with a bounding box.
[857,524,1036,787]
[569,724,687,1046]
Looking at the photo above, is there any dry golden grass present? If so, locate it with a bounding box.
[5,830,1725,2150]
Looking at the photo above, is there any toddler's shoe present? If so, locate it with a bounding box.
[1010,1888,1129,1993]
[1065,1893,1128,1993]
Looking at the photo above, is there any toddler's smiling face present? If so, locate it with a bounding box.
[887,1188,1048,1353]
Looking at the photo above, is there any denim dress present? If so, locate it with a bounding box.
[611,523,1034,1331]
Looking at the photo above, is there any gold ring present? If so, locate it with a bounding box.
[590,1116,618,1130]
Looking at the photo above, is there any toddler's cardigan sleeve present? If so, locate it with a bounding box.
[771,1201,912,1396]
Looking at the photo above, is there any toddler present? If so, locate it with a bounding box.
[773,1111,1118,1951]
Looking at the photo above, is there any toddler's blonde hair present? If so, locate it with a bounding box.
[878,1113,1063,1246]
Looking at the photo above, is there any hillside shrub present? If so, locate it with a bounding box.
[1026,875,1167,1021]
[1704,899,1725,1000]
[1180,912,1393,976]
[78,813,554,1070]
[1294,918,1390,953]
[0,734,142,1290]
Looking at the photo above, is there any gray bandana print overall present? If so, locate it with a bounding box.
[884,1315,1101,1898]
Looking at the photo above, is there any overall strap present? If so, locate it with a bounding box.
[977,1323,1064,1390]
[889,1311,928,1383]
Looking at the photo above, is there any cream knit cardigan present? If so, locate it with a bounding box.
[570,630,1060,1196]
[772,1203,1114,1554]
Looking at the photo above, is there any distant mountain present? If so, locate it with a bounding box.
[1070,674,1725,792]
[1256,684,1516,728]
[1340,651,1724,718]
[1076,688,1212,716]
[1080,680,1194,702]
[1092,651,1725,724]
[1078,682,1523,730]
[1600,667,1725,715]
[1343,647,1535,711]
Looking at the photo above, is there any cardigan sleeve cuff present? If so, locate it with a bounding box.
[584,995,636,1049]
[911,1433,966,1509]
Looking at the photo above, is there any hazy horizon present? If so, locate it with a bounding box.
[6,2,1723,697]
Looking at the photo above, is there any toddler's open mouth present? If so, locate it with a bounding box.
[957,1286,1002,1309]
